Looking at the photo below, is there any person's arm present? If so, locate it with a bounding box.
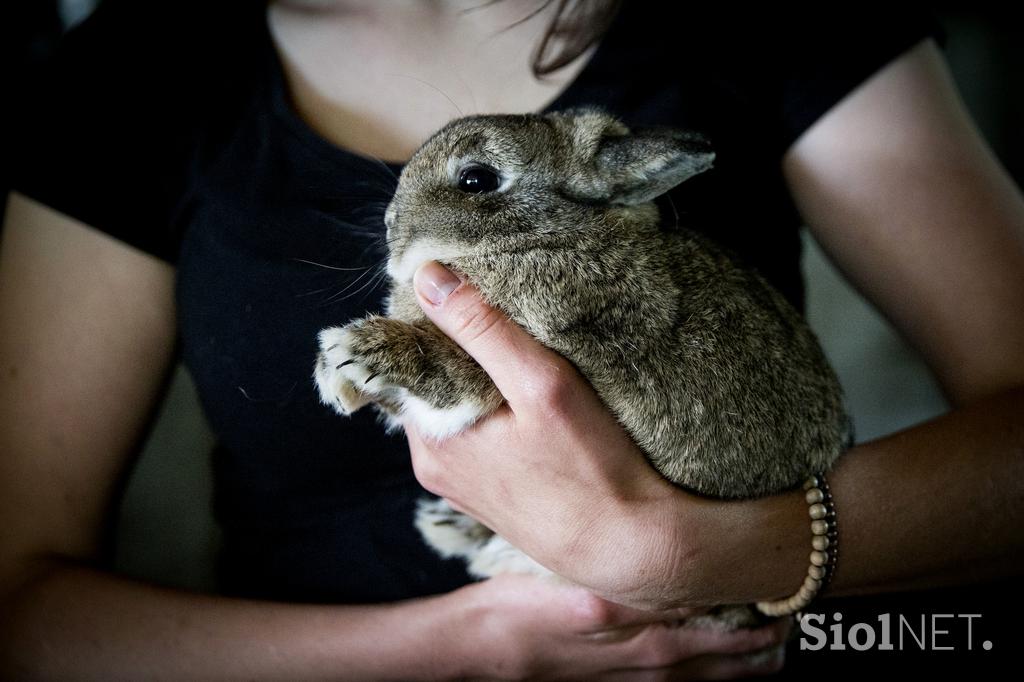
[404,40,1024,612]
[0,192,463,680]
[0,193,788,680]
[737,36,1024,601]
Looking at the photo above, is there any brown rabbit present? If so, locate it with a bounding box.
[313,108,849,629]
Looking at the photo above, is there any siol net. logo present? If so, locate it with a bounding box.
[799,612,992,652]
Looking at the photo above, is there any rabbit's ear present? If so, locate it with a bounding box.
[569,128,715,206]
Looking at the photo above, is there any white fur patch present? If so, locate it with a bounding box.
[414,496,552,580]
[314,326,372,415]
[414,497,491,559]
[401,394,485,440]
[387,240,461,283]
[468,535,552,579]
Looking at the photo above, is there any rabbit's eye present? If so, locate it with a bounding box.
[457,165,501,194]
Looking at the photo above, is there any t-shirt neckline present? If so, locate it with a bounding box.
[260,5,612,173]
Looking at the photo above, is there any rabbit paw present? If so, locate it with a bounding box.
[315,323,386,416]
[414,497,493,559]
[414,497,551,579]
[314,317,494,439]
[468,534,552,579]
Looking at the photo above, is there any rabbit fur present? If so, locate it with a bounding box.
[314,108,848,630]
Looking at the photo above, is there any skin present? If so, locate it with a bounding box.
[406,36,1024,612]
[0,1,793,679]
[268,0,597,162]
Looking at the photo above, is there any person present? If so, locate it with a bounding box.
[1,0,1021,678]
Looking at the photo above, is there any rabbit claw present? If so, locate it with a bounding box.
[315,316,499,438]
[314,324,388,415]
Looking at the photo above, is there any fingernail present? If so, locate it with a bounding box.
[414,261,460,306]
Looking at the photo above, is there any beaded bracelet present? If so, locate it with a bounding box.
[755,473,838,617]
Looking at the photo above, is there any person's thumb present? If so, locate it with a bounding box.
[413,260,565,407]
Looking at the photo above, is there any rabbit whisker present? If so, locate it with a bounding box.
[386,72,464,117]
[460,0,502,15]
[485,0,553,37]
[296,255,388,298]
[354,267,395,306]
[292,258,374,272]
[665,192,680,230]
[354,267,393,305]
[318,262,390,307]
[297,284,343,298]
[365,155,401,182]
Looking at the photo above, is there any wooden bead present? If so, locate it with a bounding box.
[758,472,838,618]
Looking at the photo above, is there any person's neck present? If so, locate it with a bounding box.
[272,0,558,37]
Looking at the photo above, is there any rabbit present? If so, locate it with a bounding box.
[313,108,849,631]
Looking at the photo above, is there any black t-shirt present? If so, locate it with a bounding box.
[14,2,1015,675]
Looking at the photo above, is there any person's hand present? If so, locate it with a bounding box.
[406,261,709,609]
[454,573,789,681]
